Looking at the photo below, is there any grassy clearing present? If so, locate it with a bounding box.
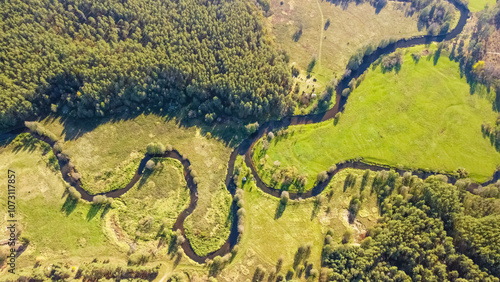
[254,44,500,191]
[40,114,233,256]
[0,141,125,278]
[213,156,379,281]
[468,0,497,12]
[267,0,425,106]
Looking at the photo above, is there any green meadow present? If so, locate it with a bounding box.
[41,115,233,256]
[468,0,497,12]
[254,45,500,192]
[0,141,126,279]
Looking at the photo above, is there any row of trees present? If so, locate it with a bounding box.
[0,0,294,129]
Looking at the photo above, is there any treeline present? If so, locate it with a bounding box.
[464,3,500,89]
[322,172,500,281]
[0,0,294,129]
[13,261,160,281]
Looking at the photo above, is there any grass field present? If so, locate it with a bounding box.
[41,114,233,256]
[215,157,379,281]
[254,45,500,192]
[160,156,380,281]
[109,158,189,250]
[267,0,426,109]
[468,0,497,12]
[0,141,126,279]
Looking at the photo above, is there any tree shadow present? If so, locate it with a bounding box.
[86,204,102,221]
[168,235,179,254]
[61,196,78,215]
[101,204,112,218]
[137,167,154,190]
[311,199,321,220]
[433,47,442,65]
[274,202,286,219]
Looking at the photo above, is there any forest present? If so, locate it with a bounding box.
[0,0,294,129]
[322,173,500,281]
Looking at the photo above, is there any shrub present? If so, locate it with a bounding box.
[146,142,165,155]
[457,167,468,178]
[71,172,81,182]
[262,139,270,150]
[297,174,308,187]
[267,132,275,140]
[193,177,200,184]
[334,112,342,123]
[381,50,403,72]
[128,251,150,266]
[348,78,356,90]
[245,122,260,134]
[67,186,81,200]
[349,196,360,216]
[317,171,328,183]
[237,208,246,217]
[328,165,337,174]
[280,191,289,205]
[342,229,353,244]
[341,88,351,97]
[92,195,108,205]
[53,142,63,154]
[145,160,155,170]
[309,268,319,279]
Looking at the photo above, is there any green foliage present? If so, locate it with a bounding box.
[322,172,500,281]
[0,0,293,128]
[317,170,328,183]
[79,261,160,280]
[67,186,81,201]
[245,122,260,134]
[380,50,403,72]
[25,121,58,142]
[147,142,166,155]
[455,215,500,277]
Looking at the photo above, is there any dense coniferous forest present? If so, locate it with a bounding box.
[0,0,293,128]
[322,173,500,281]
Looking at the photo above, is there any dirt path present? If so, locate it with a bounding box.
[316,0,324,66]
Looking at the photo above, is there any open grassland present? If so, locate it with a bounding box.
[41,114,233,256]
[268,0,425,102]
[254,45,500,192]
[217,157,379,281]
[0,142,125,278]
[105,158,189,255]
[468,0,497,12]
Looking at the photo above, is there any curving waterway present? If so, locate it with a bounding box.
[2,0,495,264]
